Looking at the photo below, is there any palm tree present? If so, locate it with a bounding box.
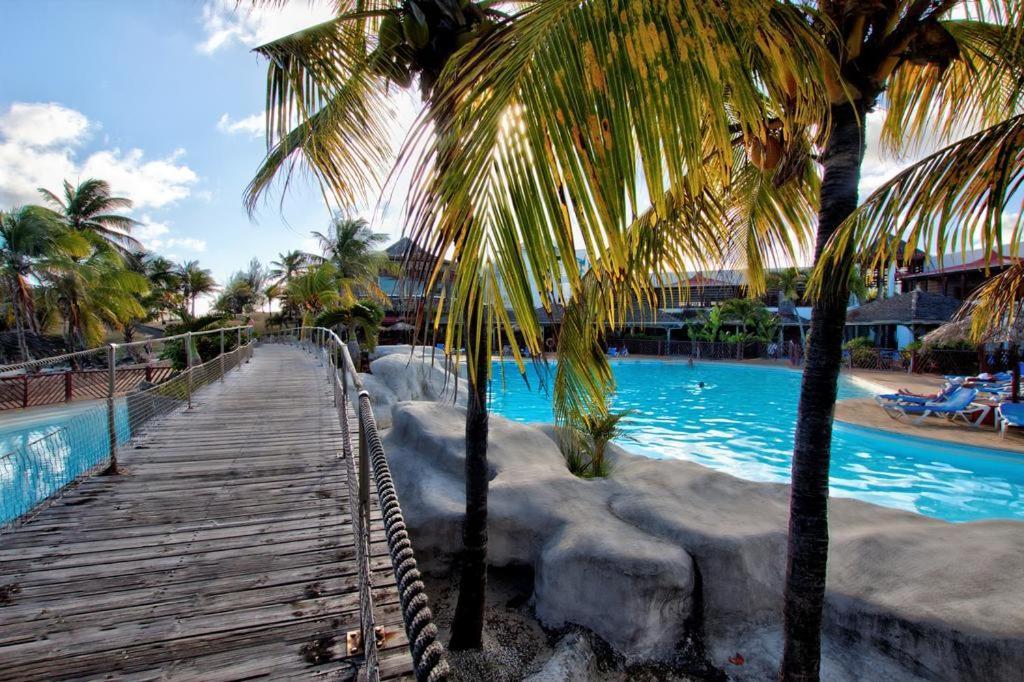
[246,3,512,648]
[0,207,87,360]
[38,179,142,255]
[768,267,806,346]
[285,263,343,328]
[143,255,182,322]
[176,260,218,317]
[264,282,282,314]
[38,249,149,350]
[309,216,392,301]
[269,249,309,285]
[216,258,270,315]
[121,250,180,344]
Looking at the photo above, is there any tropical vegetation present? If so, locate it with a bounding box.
[241,0,1024,677]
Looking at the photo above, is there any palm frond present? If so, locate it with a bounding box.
[810,113,1024,301]
[882,19,1024,154]
[245,12,395,213]
[402,0,833,374]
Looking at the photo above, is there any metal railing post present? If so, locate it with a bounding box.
[220,329,226,381]
[107,343,118,474]
[357,401,371,536]
[185,332,193,409]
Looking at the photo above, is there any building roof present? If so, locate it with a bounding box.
[385,237,433,261]
[535,305,684,328]
[903,253,1021,278]
[845,290,962,326]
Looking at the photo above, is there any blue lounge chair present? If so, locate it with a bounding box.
[997,402,1024,438]
[875,383,957,406]
[608,347,619,357]
[879,387,989,426]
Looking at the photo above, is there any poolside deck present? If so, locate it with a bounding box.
[0,345,413,679]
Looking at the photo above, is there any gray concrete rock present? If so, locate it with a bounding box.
[383,401,1024,680]
[343,346,462,428]
[523,632,598,682]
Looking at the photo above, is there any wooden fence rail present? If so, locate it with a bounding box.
[0,365,175,410]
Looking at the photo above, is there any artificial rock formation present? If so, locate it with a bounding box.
[364,347,1024,680]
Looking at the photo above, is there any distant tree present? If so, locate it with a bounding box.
[309,216,391,302]
[269,250,309,284]
[0,206,87,360]
[38,179,142,255]
[38,249,149,350]
[176,260,218,317]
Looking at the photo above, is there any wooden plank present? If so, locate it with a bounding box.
[0,345,413,680]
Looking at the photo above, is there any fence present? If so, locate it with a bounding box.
[0,325,254,531]
[606,337,786,361]
[842,347,1008,376]
[0,364,176,410]
[262,327,449,682]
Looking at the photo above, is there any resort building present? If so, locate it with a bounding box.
[898,246,1021,299]
[844,289,964,348]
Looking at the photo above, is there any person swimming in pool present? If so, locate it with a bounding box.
[698,381,705,388]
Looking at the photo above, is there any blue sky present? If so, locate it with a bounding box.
[2,0,1002,302]
[0,0,414,299]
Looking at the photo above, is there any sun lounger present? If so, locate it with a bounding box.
[997,402,1024,438]
[875,383,958,406]
[879,387,990,426]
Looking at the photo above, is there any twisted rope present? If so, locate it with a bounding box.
[358,391,450,682]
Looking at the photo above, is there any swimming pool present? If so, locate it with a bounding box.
[0,400,131,526]
[489,360,1024,522]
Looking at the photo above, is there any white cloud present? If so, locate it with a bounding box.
[0,102,198,210]
[135,215,206,254]
[217,112,264,138]
[0,102,91,148]
[858,108,939,198]
[134,215,171,246]
[197,0,336,54]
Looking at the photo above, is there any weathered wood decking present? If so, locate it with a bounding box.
[0,345,413,680]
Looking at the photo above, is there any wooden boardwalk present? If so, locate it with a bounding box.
[0,345,413,680]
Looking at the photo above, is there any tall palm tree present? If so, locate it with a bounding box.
[243,0,828,652]
[176,260,218,317]
[38,179,143,255]
[0,207,88,360]
[413,3,1022,678]
[309,216,392,300]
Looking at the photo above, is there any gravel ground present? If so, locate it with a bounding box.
[420,558,712,681]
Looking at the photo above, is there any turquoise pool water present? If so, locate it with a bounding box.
[0,400,131,525]
[489,360,1024,522]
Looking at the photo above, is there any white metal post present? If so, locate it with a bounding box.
[186,331,193,409]
[220,329,226,381]
[107,343,118,474]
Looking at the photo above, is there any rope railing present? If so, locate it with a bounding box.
[0,326,255,532]
[261,326,449,682]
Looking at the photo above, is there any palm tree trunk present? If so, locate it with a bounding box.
[450,311,490,650]
[11,280,30,363]
[780,101,865,681]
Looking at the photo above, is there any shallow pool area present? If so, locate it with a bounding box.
[0,400,131,525]
[489,360,1024,522]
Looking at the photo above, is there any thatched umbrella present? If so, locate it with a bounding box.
[924,317,1024,402]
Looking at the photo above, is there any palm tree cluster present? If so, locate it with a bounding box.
[0,178,229,361]
[270,216,393,349]
[246,0,1024,676]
